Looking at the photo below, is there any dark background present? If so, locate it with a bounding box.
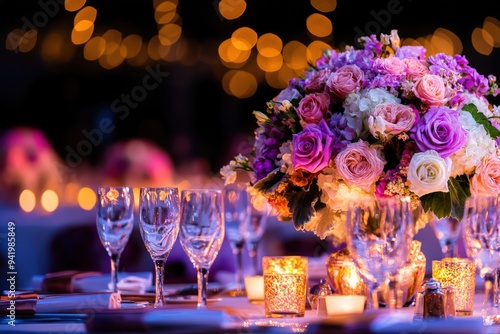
[2,0,500,176]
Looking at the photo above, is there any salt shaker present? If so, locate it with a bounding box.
[422,278,445,319]
[308,278,333,316]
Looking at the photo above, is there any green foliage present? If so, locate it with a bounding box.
[420,175,470,220]
[253,169,284,193]
[284,182,321,230]
[463,103,500,139]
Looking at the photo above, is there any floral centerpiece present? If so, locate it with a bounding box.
[220,30,500,245]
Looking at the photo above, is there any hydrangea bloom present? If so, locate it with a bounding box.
[221,30,500,244]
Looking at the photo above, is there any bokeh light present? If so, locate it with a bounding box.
[41,190,59,213]
[19,190,36,213]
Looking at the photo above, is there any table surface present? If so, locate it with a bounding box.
[1,285,499,334]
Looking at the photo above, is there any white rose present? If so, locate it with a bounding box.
[450,110,496,177]
[407,150,452,197]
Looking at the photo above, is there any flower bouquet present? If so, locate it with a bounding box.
[221,30,500,245]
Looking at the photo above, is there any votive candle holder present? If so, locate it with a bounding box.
[263,256,308,318]
[432,257,476,316]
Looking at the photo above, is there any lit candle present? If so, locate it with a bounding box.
[244,275,264,303]
[263,256,308,318]
[432,258,476,316]
[324,295,366,315]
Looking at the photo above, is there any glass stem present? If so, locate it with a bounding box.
[197,267,209,308]
[445,239,456,258]
[110,253,120,293]
[496,267,500,308]
[235,247,244,293]
[366,284,379,311]
[484,273,495,308]
[387,279,397,310]
[154,259,166,307]
[247,242,258,275]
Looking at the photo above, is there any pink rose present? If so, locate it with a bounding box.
[292,119,334,173]
[471,155,500,195]
[335,140,385,192]
[380,56,405,75]
[367,102,417,141]
[413,74,448,107]
[296,92,330,124]
[304,69,330,93]
[326,64,364,102]
[403,58,428,78]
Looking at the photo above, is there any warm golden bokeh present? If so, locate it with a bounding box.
[306,13,333,38]
[483,17,500,47]
[219,0,247,20]
[78,187,97,211]
[310,0,337,12]
[65,0,87,12]
[472,27,493,56]
[19,189,36,213]
[41,190,59,213]
[231,27,258,51]
[257,33,283,57]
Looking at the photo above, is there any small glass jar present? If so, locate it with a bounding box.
[422,278,445,319]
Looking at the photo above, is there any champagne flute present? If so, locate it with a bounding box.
[345,196,415,311]
[242,195,271,275]
[223,183,251,296]
[462,194,500,325]
[96,186,135,293]
[430,217,462,258]
[179,189,225,308]
[139,187,180,308]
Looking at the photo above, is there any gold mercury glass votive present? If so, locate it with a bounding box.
[432,257,476,316]
[263,256,308,318]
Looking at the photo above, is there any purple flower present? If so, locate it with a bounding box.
[252,125,284,181]
[329,113,356,155]
[410,106,467,158]
[395,46,427,60]
[292,119,334,173]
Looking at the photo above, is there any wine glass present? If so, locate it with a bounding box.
[242,195,271,276]
[138,187,180,308]
[462,194,500,325]
[96,186,135,293]
[179,189,225,308]
[345,196,415,311]
[223,183,251,296]
[430,217,462,258]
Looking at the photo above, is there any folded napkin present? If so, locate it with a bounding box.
[32,271,152,293]
[0,292,38,315]
[36,293,113,313]
[38,270,101,293]
[107,276,150,294]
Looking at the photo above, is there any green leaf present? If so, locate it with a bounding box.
[448,175,470,220]
[419,176,470,220]
[463,103,500,139]
[253,169,284,193]
[420,191,451,218]
[284,183,321,230]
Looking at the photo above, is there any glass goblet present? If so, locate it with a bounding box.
[223,183,251,296]
[462,194,500,325]
[96,186,135,293]
[430,217,462,258]
[139,187,180,308]
[179,189,225,308]
[242,195,271,276]
[345,196,415,311]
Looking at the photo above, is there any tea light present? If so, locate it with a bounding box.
[263,256,308,318]
[244,275,264,303]
[324,295,366,315]
[432,258,476,316]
